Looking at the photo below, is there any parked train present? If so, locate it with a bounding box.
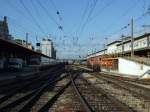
[0,55,68,71]
[29,55,65,66]
[0,58,7,70]
[29,55,50,65]
[0,58,24,71]
[8,58,23,70]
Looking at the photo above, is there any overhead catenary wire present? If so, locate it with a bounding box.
[75,1,90,35]
[19,0,46,35]
[36,0,60,27]
[0,15,38,40]
[71,0,99,49]
[30,0,49,31]
[107,5,150,39]
[1,16,29,33]
[102,0,140,33]
[5,0,39,31]
[47,0,63,22]
[89,0,115,22]
[105,0,150,40]
[70,0,117,55]
[78,0,98,37]
[48,0,57,12]
[5,0,48,42]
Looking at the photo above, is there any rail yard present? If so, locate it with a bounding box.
[0,64,149,112]
[0,0,150,112]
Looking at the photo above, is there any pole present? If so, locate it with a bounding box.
[105,37,108,48]
[131,18,134,57]
[103,44,105,54]
[36,35,38,43]
[121,35,124,56]
[26,32,28,48]
[104,37,108,55]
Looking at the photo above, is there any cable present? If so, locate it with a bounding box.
[36,0,59,26]
[5,0,38,30]
[102,0,139,33]
[78,0,98,37]
[30,0,49,31]
[89,0,115,22]
[106,4,150,39]
[8,17,32,33]
[0,15,38,39]
[75,1,90,34]
[49,0,57,11]
[19,0,46,35]
[48,0,63,22]
[0,15,25,34]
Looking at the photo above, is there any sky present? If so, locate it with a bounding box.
[0,0,150,59]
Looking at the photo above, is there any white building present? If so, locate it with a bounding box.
[87,33,150,59]
[39,38,56,58]
[14,39,34,50]
[107,40,121,54]
[117,34,150,53]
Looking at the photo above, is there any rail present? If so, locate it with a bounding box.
[0,65,65,111]
[71,74,94,112]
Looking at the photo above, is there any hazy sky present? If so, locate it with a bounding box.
[0,0,150,59]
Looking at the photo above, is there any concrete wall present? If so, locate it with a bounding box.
[118,58,150,76]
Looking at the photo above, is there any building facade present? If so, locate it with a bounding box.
[0,16,12,40]
[14,39,34,50]
[86,33,150,72]
[116,34,150,53]
[87,33,150,59]
[107,41,121,54]
[37,38,56,59]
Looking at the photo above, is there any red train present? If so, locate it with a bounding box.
[87,55,118,72]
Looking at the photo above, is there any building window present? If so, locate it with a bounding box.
[143,41,146,45]
[134,42,138,47]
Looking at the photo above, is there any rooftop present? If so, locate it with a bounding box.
[0,36,50,58]
[107,40,121,46]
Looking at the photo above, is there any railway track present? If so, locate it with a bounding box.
[46,66,136,112]
[0,68,61,102]
[0,65,62,92]
[72,74,134,112]
[42,69,134,112]
[0,65,65,112]
[86,73,150,112]
[0,65,149,112]
[11,73,67,112]
[99,72,150,85]
[74,66,150,111]
[37,74,73,112]
[47,72,90,112]
[76,65,150,85]
[95,73,150,100]
[0,67,61,90]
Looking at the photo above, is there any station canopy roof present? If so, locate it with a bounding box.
[0,37,50,58]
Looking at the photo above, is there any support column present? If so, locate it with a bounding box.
[131,18,134,57]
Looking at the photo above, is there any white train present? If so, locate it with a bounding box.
[29,55,58,65]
